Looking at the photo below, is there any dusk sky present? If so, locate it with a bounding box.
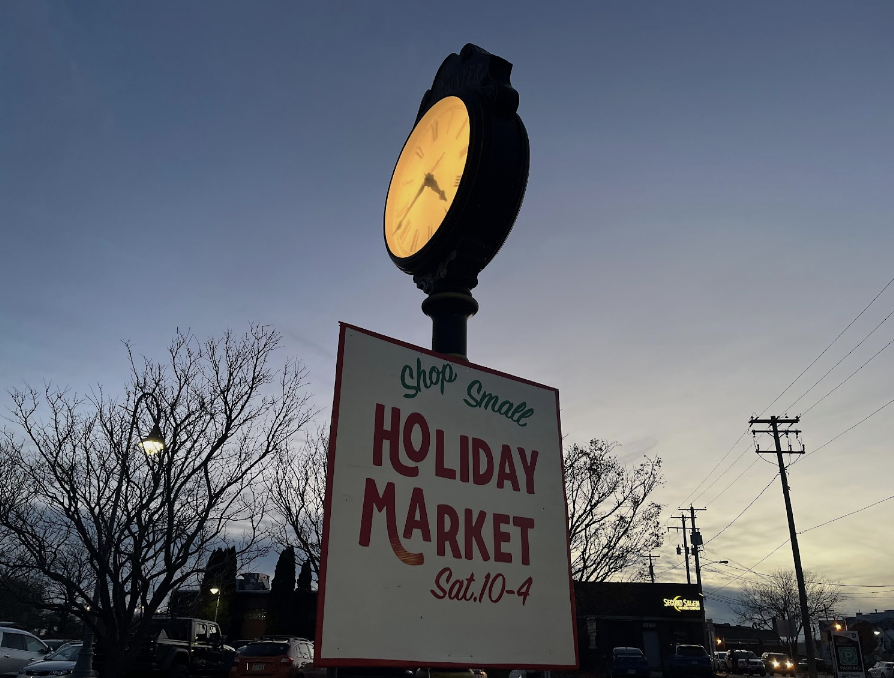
[2,2,893,623]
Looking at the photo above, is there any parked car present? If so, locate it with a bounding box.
[760,653,794,676]
[730,650,765,676]
[38,641,74,654]
[0,625,50,678]
[611,647,650,678]
[714,651,730,673]
[665,645,713,678]
[16,642,81,678]
[230,638,323,678]
[867,661,894,678]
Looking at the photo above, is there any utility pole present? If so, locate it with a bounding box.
[750,415,816,678]
[681,505,707,652]
[641,554,661,583]
[684,505,707,592]
[667,515,691,584]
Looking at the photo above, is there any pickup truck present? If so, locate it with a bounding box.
[129,617,235,678]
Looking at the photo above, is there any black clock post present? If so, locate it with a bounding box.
[384,44,529,359]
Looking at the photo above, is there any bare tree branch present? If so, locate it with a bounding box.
[731,568,845,651]
[0,324,316,678]
[564,440,665,582]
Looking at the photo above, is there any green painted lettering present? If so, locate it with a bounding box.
[462,379,534,428]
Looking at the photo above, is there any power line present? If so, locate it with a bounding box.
[679,430,749,508]
[705,490,894,597]
[801,396,894,460]
[705,457,762,506]
[675,274,894,509]
[784,308,894,413]
[704,473,778,545]
[801,336,894,416]
[705,540,790,597]
[757,275,894,417]
[800,492,894,534]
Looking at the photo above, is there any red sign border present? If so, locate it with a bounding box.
[315,323,579,670]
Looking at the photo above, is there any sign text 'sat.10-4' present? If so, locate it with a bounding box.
[431,566,533,606]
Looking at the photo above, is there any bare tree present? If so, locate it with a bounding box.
[731,568,845,652]
[564,439,664,582]
[268,435,663,584]
[268,427,328,579]
[0,325,314,678]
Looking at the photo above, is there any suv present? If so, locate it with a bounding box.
[230,637,323,678]
[0,625,50,678]
[760,653,794,676]
[665,645,713,678]
[730,651,765,676]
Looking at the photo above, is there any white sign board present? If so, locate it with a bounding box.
[316,324,578,669]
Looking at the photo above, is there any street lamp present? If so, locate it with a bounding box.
[72,393,165,678]
[139,423,165,455]
[210,588,221,623]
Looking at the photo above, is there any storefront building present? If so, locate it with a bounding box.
[574,581,707,673]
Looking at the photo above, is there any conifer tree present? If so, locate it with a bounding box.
[267,547,296,635]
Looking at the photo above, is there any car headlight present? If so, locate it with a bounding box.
[786,662,792,668]
[772,662,779,667]
[48,671,73,676]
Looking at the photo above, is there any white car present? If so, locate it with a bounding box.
[0,625,50,678]
[868,662,894,678]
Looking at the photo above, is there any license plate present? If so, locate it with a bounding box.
[252,664,266,671]
[628,671,636,674]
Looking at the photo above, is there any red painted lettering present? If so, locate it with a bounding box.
[472,438,494,486]
[430,566,451,599]
[435,428,456,480]
[358,477,423,566]
[437,504,461,558]
[496,444,520,491]
[402,411,430,464]
[464,508,491,562]
[518,447,538,494]
[372,404,399,467]
[403,486,431,542]
[493,512,512,563]
[513,515,535,565]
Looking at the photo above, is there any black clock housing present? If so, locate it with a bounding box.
[385,44,530,296]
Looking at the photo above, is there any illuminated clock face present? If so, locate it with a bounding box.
[384,96,471,259]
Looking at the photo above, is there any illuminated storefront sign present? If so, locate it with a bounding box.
[663,596,701,612]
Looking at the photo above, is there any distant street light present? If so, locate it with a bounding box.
[72,392,165,678]
[210,588,221,623]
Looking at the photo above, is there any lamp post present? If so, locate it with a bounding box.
[71,392,165,678]
[210,588,221,624]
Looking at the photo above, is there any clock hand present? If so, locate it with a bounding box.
[428,152,446,174]
[424,173,448,201]
[396,182,426,232]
